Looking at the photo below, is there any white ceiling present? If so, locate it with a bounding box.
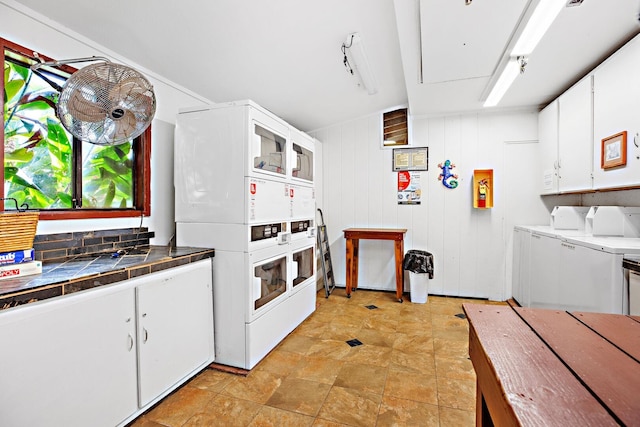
[7,0,640,132]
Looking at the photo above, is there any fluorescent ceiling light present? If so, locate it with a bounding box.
[483,0,564,107]
[512,0,564,56]
[343,33,379,95]
[483,58,520,107]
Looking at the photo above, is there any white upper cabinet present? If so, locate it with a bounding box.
[539,33,640,193]
[557,76,593,193]
[592,34,640,189]
[539,100,559,195]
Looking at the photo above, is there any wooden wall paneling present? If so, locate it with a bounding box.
[499,112,544,300]
[357,117,384,289]
[314,135,324,218]
[410,119,430,258]
[368,117,385,228]
[427,117,446,295]
[459,114,481,297]
[442,115,464,296]
[325,125,346,285]
[315,110,539,299]
[341,123,357,229]
[502,138,549,300]
[475,115,504,300]
[353,116,369,225]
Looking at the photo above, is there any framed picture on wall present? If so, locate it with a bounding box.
[601,131,627,170]
[392,147,428,171]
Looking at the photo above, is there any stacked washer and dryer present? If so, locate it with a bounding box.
[512,206,640,314]
[174,100,316,369]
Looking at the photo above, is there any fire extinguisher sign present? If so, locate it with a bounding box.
[397,171,422,205]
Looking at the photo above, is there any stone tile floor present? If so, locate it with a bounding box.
[130,288,506,426]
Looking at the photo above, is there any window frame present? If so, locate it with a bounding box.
[1,37,151,220]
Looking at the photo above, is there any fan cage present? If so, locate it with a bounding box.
[57,62,156,146]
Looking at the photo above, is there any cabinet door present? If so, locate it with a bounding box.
[538,100,559,194]
[593,34,640,189]
[558,77,593,192]
[137,260,214,407]
[529,233,561,309]
[0,286,137,427]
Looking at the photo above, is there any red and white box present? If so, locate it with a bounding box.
[0,260,42,280]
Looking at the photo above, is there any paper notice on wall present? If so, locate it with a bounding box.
[398,171,422,205]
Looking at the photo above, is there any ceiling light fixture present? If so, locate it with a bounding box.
[484,57,525,107]
[511,0,565,56]
[342,33,379,95]
[482,0,565,107]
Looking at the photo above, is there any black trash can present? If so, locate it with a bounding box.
[402,250,433,303]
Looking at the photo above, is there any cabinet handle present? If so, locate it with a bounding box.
[127,334,134,351]
[143,328,149,343]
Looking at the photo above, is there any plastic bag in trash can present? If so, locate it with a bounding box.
[403,250,434,279]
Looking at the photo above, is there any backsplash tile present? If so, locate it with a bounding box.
[33,228,155,262]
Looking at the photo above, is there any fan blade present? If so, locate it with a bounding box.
[65,89,108,123]
[108,76,149,101]
[110,110,139,143]
[109,76,155,121]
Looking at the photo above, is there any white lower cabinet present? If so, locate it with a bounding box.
[136,261,214,407]
[0,259,214,427]
[0,284,138,427]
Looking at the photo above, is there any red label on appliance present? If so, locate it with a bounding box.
[250,183,256,194]
[290,188,294,198]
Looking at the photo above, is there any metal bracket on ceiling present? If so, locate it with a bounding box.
[517,56,528,74]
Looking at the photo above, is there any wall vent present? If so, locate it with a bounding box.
[383,108,409,147]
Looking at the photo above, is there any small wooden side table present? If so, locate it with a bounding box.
[343,228,407,302]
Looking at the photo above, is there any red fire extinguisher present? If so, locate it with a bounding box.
[478,179,488,208]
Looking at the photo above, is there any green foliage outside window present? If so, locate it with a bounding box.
[3,56,134,210]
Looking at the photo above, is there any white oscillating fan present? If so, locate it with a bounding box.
[32,56,156,146]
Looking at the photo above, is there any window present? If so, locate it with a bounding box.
[382,107,409,147]
[2,38,150,220]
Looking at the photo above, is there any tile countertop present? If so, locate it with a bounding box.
[0,246,215,311]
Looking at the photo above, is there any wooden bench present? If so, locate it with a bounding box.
[463,303,640,426]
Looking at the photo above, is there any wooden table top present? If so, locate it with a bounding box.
[343,228,407,240]
[463,303,640,426]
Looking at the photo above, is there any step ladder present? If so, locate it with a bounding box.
[317,209,336,298]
